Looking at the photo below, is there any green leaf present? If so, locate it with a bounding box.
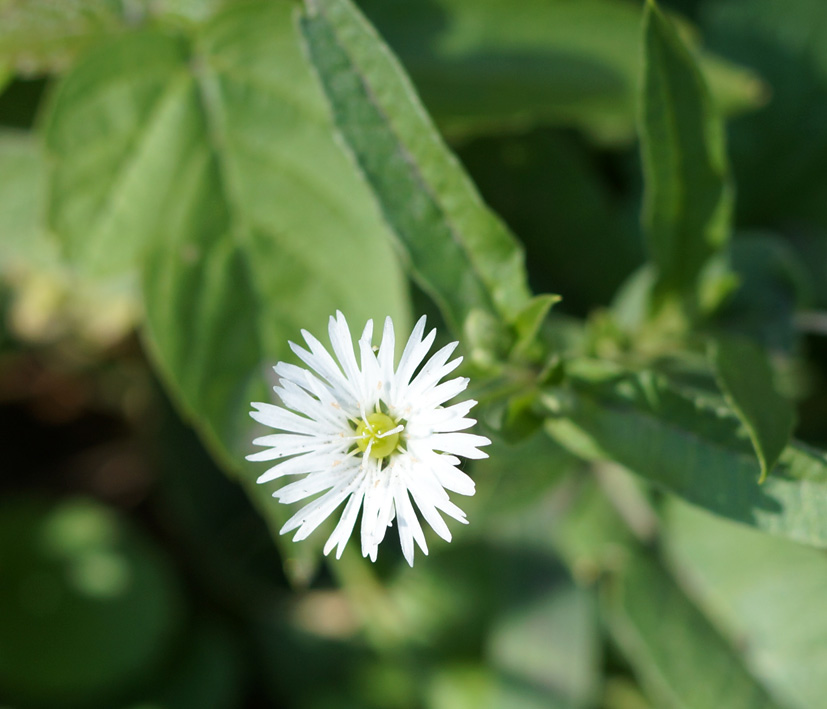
[710,336,796,482]
[44,1,410,573]
[511,293,561,360]
[640,0,733,300]
[0,130,52,272]
[606,547,782,709]
[359,0,765,143]
[487,580,600,708]
[0,0,138,74]
[701,0,827,227]
[542,366,827,547]
[664,499,827,709]
[0,497,185,706]
[299,0,531,335]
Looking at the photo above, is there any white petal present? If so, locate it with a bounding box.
[324,480,367,559]
[393,482,427,566]
[328,312,367,406]
[274,463,359,504]
[392,316,436,399]
[250,402,340,436]
[256,451,344,483]
[377,317,395,400]
[403,342,461,400]
[426,432,491,459]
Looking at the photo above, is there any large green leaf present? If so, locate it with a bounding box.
[543,365,827,547]
[710,336,796,483]
[300,0,532,335]
[359,0,765,143]
[640,0,733,300]
[664,499,827,709]
[606,547,782,709]
[44,1,410,570]
[0,0,137,74]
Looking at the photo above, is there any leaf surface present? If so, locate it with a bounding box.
[300,0,532,335]
[710,336,795,482]
[543,366,827,547]
[640,0,733,299]
[44,1,410,572]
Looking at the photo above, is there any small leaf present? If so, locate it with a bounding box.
[511,293,561,360]
[299,0,532,335]
[710,336,796,482]
[640,0,734,301]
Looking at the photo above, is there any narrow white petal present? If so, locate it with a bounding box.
[377,317,396,399]
[393,316,436,398]
[426,432,491,459]
[328,312,367,406]
[274,463,359,504]
[256,451,344,483]
[324,482,367,559]
[403,342,461,400]
[250,402,339,436]
[393,482,427,566]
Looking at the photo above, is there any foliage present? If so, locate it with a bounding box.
[1,0,826,706]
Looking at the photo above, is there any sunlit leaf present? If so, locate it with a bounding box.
[300,0,532,335]
[543,365,827,547]
[44,1,410,574]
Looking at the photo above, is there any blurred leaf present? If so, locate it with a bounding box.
[0,497,185,706]
[511,293,561,360]
[543,366,827,547]
[640,0,733,302]
[126,617,245,709]
[605,547,782,709]
[360,0,765,143]
[664,499,827,709]
[471,429,578,520]
[712,234,810,353]
[0,130,51,272]
[710,336,796,482]
[700,0,827,226]
[44,1,410,575]
[0,0,142,75]
[487,579,600,708]
[300,0,532,335]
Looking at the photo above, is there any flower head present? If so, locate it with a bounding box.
[247,312,490,566]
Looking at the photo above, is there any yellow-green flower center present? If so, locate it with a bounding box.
[356,412,401,459]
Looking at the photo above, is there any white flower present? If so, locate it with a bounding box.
[247,312,490,566]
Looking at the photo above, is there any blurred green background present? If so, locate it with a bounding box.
[2,1,827,708]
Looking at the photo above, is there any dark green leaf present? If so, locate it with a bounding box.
[640,0,733,299]
[701,0,827,227]
[606,547,782,709]
[543,366,827,547]
[360,0,765,143]
[44,2,410,573]
[300,0,531,335]
[710,336,796,482]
